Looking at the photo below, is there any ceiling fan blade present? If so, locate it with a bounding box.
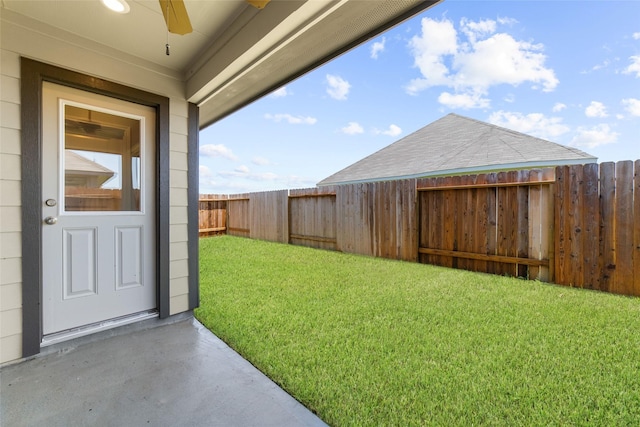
[246,0,270,9]
[159,0,193,35]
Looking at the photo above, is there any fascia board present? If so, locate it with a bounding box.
[317,158,599,187]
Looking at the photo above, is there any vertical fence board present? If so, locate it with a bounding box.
[432,185,444,266]
[517,183,529,278]
[599,162,616,292]
[452,177,464,270]
[442,187,455,268]
[528,171,542,280]
[462,184,474,271]
[399,179,418,262]
[554,166,568,285]
[336,184,351,253]
[634,160,640,296]
[569,165,585,287]
[506,178,519,277]
[582,163,600,289]
[485,174,498,274]
[474,174,488,273]
[496,175,509,275]
[374,182,383,258]
[382,181,394,259]
[418,189,428,265]
[460,177,472,271]
[542,168,555,282]
[363,183,374,256]
[614,161,634,295]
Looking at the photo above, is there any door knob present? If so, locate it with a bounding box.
[44,216,57,225]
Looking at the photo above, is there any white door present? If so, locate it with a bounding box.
[42,82,156,335]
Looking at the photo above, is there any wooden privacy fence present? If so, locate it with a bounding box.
[199,160,640,297]
[555,161,640,295]
[65,187,141,211]
[417,168,555,282]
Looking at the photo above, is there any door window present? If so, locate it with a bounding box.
[63,104,143,212]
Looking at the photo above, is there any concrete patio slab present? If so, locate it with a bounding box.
[0,315,327,427]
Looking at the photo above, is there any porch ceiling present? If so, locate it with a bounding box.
[2,0,441,128]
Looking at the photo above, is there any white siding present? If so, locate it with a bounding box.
[0,50,22,363]
[168,99,191,315]
[1,18,196,363]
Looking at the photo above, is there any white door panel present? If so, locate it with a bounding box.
[42,82,156,335]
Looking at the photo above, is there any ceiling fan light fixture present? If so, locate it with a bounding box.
[246,0,271,9]
[101,0,130,14]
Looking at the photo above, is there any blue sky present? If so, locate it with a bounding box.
[199,0,640,194]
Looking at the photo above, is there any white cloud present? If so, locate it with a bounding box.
[585,101,608,118]
[503,93,516,103]
[219,169,278,181]
[622,98,640,116]
[249,172,278,181]
[406,18,457,94]
[235,165,250,174]
[199,167,222,192]
[552,102,567,112]
[216,169,314,188]
[455,33,558,92]
[460,17,496,43]
[370,37,385,59]
[341,122,364,135]
[252,156,271,166]
[326,74,351,100]
[200,144,238,161]
[438,91,490,109]
[264,113,317,125]
[199,165,212,177]
[591,59,610,72]
[623,55,640,77]
[497,16,518,26]
[375,124,402,137]
[488,111,570,139]
[406,16,558,105]
[270,86,289,98]
[633,32,640,40]
[570,124,619,149]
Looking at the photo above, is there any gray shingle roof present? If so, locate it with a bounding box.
[317,113,597,186]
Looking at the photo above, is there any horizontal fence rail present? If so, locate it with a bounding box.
[199,160,640,297]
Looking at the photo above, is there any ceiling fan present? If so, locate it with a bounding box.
[158,0,271,36]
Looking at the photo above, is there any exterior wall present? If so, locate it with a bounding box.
[1,50,23,363]
[168,100,191,315]
[1,15,194,363]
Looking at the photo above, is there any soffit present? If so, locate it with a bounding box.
[2,0,442,129]
[1,0,253,76]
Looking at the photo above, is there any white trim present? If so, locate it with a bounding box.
[58,98,147,215]
[41,310,158,347]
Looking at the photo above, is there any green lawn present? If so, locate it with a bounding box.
[195,235,640,426]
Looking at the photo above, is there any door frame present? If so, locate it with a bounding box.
[20,58,173,357]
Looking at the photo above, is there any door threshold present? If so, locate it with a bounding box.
[41,310,159,347]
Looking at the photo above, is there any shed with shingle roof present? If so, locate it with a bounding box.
[318,113,597,186]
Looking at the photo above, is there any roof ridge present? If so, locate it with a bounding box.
[447,113,596,158]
